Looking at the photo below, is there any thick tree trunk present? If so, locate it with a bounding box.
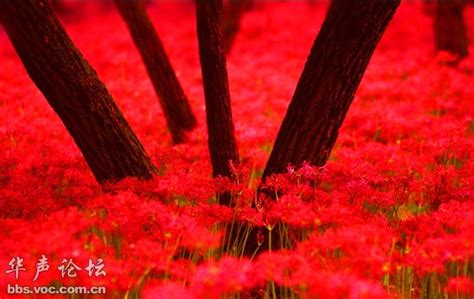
[243,0,400,257]
[222,0,252,55]
[0,0,157,183]
[114,0,197,144]
[196,0,239,204]
[262,0,400,181]
[433,0,468,60]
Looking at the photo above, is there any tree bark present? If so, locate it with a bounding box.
[262,0,400,181]
[222,0,253,55]
[196,0,239,203]
[433,0,468,60]
[114,0,197,144]
[0,0,157,183]
[242,0,400,257]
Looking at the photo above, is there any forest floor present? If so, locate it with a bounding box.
[1,2,474,298]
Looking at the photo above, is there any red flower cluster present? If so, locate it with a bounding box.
[0,1,473,298]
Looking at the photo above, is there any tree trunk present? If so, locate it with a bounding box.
[196,0,239,206]
[0,0,157,183]
[262,0,400,181]
[222,0,253,55]
[433,0,468,60]
[114,0,197,144]
[242,0,400,257]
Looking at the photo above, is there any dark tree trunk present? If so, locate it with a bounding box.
[262,0,400,181]
[433,0,468,60]
[243,0,400,257]
[0,0,157,183]
[114,0,197,144]
[222,0,253,55]
[196,0,239,196]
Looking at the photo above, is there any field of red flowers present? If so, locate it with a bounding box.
[1,1,474,298]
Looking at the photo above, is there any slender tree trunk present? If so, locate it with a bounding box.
[0,0,157,183]
[222,0,252,55]
[433,0,468,60]
[114,0,197,144]
[196,0,239,206]
[262,0,400,181]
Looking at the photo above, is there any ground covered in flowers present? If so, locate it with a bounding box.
[1,2,474,298]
